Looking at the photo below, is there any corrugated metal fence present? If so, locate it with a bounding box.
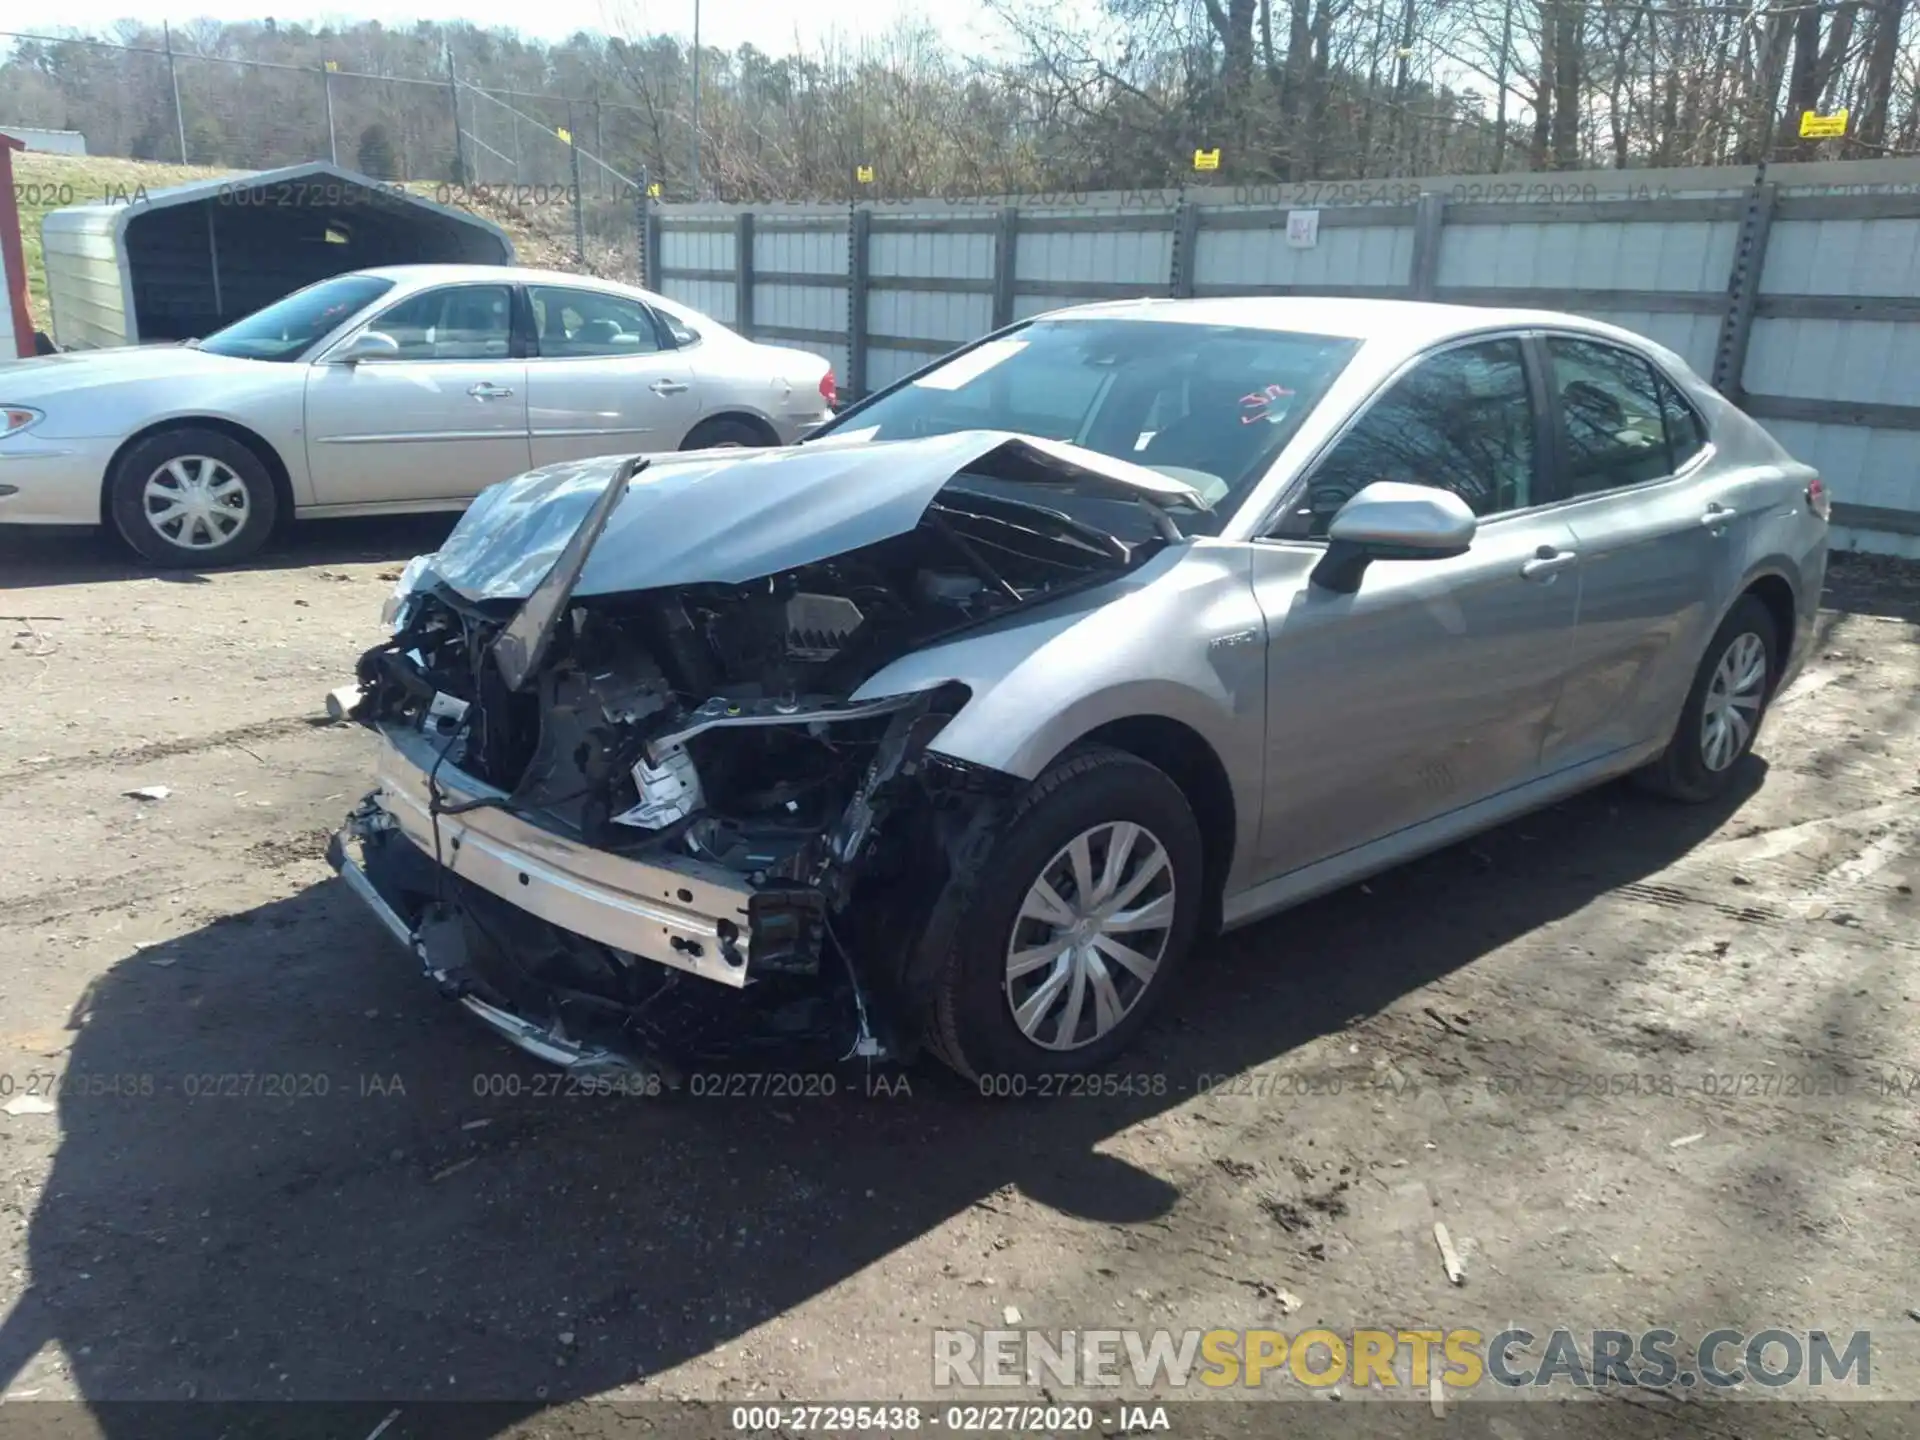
[649,158,1920,557]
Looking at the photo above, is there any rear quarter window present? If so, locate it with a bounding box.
[1656,372,1709,468]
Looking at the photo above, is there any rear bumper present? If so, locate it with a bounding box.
[361,723,768,987]
[779,405,836,442]
[1778,533,1829,694]
[1779,593,1819,693]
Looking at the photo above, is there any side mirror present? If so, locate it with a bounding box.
[1311,481,1477,594]
[336,330,400,365]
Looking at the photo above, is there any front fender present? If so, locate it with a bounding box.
[850,541,1268,875]
[946,674,1244,782]
[49,376,312,507]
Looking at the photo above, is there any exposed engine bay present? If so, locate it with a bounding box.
[332,451,1185,1078]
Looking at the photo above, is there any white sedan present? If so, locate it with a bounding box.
[0,264,837,566]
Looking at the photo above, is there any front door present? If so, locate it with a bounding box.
[524,284,700,466]
[1530,333,1729,769]
[304,282,531,507]
[1249,335,1585,879]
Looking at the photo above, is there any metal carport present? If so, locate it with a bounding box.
[41,161,514,351]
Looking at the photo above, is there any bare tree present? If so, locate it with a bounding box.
[7,0,1920,194]
[1854,0,1912,151]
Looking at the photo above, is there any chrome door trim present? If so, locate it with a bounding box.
[314,430,523,445]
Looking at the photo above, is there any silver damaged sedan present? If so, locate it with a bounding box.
[327,298,1829,1081]
[0,265,835,567]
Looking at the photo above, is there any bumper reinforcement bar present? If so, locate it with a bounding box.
[326,826,647,1075]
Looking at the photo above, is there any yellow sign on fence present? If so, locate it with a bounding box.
[855,164,875,184]
[646,182,662,198]
[1193,148,1221,171]
[1800,109,1848,138]
[324,59,338,72]
[556,126,573,145]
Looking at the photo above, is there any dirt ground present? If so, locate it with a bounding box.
[0,519,1917,1437]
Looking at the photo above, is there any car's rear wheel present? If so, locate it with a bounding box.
[926,745,1203,1082]
[680,416,774,450]
[108,428,278,568]
[1636,593,1779,803]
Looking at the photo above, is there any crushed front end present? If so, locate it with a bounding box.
[325,441,1170,1078]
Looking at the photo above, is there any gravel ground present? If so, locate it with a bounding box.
[0,521,1916,1438]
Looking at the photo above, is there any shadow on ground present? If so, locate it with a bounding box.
[0,759,1768,1434]
[0,515,461,591]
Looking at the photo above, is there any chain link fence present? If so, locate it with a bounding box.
[2,28,656,284]
[324,69,461,182]
[452,84,654,281]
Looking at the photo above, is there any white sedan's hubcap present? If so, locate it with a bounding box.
[1005,820,1176,1051]
[1701,631,1767,772]
[143,456,249,551]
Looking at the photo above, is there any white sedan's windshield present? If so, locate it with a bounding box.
[816,318,1360,534]
[197,274,396,361]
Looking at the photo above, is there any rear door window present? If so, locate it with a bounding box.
[1545,336,1681,496]
[529,286,666,357]
[1657,371,1709,470]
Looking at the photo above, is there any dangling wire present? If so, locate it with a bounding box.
[823,914,875,1064]
[425,713,473,911]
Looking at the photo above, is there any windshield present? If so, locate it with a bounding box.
[814,318,1360,534]
[197,274,396,361]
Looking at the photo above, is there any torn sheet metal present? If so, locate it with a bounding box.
[416,429,1206,605]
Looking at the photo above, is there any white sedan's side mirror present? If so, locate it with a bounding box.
[336,330,401,365]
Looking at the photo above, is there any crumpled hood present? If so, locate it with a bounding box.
[418,429,1206,604]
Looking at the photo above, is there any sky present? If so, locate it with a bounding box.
[11,0,1018,56]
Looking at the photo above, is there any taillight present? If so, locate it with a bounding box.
[819,369,838,409]
[1806,476,1830,520]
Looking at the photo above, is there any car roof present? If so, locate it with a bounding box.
[344,272,1670,370]
[352,263,647,290]
[345,264,733,335]
[350,275,1626,341]
[1035,295,1632,346]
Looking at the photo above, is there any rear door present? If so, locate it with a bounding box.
[1249,335,1586,879]
[304,282,530,507]
[1529,332,1728,771]
[523,284,700,466]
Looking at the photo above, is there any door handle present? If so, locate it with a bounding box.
[467,382,514,400]
[1520,547,1578,582]
[1701,502,1733,534]
[650,378,690,396]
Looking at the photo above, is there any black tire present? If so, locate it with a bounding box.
[680,416,774,451]
[926,745,1204,1082]
[1635,593,1780,803]
[108,427,279,568]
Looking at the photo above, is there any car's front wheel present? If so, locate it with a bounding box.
[926,745,1203,1081]
[1636,593,1779,802]
[107,428,279,568]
